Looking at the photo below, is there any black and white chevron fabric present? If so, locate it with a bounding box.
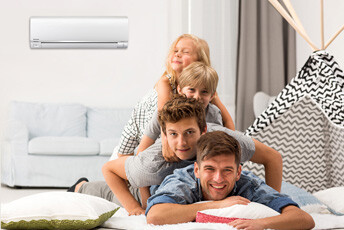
[245,51,344,136]
[242,51,344,193]
[243,96,344,193]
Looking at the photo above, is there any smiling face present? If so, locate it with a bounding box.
[194,154,241,201]
[170,38,198,75]
[178,84,214,108]
[165,117,206,161]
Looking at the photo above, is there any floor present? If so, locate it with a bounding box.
[1,183,66,204]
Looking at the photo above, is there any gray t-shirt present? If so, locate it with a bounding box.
[144,103,223,141]
[125,123,255,188]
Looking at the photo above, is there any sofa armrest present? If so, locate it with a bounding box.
[4,120,29,156]
[5,119,29,142]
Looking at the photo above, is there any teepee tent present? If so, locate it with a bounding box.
[242,0,344,193]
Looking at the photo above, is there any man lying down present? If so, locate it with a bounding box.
[145,130,314,229]
[69,96,314,229]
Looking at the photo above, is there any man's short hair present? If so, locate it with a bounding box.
[196,131,241,167]
[158,95,206,135]
[178,62,218,96]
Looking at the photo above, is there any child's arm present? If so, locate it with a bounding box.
[102,157,145,215]
[156,75,173,110]
[250,139,283,192]
[136,135,155,156]
[211,92,235,130]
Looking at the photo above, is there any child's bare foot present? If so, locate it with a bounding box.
[67,177,88,192]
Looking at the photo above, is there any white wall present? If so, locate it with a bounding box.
[187,0,239,121]
[292,0,344,71]
[0,0,240,137]
[0,0,170,136]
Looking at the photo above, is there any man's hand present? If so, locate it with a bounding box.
[229,219,265,230]
[128,206,145,216]
[215,196,250,209]
[161,132,180,162]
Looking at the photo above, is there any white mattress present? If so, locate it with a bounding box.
[100,207,344,230]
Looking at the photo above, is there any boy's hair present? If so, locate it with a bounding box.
[158,95,206,135]
[178,62,218,96]
[165,34,211,90]
[196,131,241,168]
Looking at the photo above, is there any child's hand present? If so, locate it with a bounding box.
[128,206,145,216]
[161,132,180,162]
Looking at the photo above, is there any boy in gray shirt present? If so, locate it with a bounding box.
[72,96,282,216]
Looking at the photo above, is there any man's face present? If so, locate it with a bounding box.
[165,117,206,160]
[194,154,241,201]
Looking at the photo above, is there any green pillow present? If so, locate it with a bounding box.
[1,192,119,229]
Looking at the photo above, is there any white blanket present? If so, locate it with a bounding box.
[101,207,344,230]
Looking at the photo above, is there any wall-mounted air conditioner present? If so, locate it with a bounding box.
[30,16,128,49]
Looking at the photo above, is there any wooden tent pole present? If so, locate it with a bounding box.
[321,0,324,49]
[269,0,319,51]
[282,0,311,43]
[325,24,344,49]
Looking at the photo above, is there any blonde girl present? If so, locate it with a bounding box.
[113,34,234,158]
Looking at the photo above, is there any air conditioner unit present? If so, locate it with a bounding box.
[30,16,128,49]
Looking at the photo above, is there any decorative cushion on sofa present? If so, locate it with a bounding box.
[28,137,99,155]
[99,138,119,156]
[10,101,87,139]
[87,107,133,141]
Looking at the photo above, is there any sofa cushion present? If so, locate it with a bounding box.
[99,138,119,156]
[28,137,99,155]
[87,107,132,141]
[10,101,87,139]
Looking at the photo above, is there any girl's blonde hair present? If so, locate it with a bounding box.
[164,34,211,90]
[178,62,218,96]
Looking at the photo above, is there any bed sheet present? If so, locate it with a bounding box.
[100,207,344,230]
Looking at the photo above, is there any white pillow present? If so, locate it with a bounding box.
[196,202,279,223]
[1,192,119,229]
[313,187,344,215]
[281,181,329,214]
[87,107,132,141]
[10,101,87,139]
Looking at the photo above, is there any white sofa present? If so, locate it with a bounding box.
[1,101,132,188]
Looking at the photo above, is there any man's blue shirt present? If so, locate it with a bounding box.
[146,164,298,215]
